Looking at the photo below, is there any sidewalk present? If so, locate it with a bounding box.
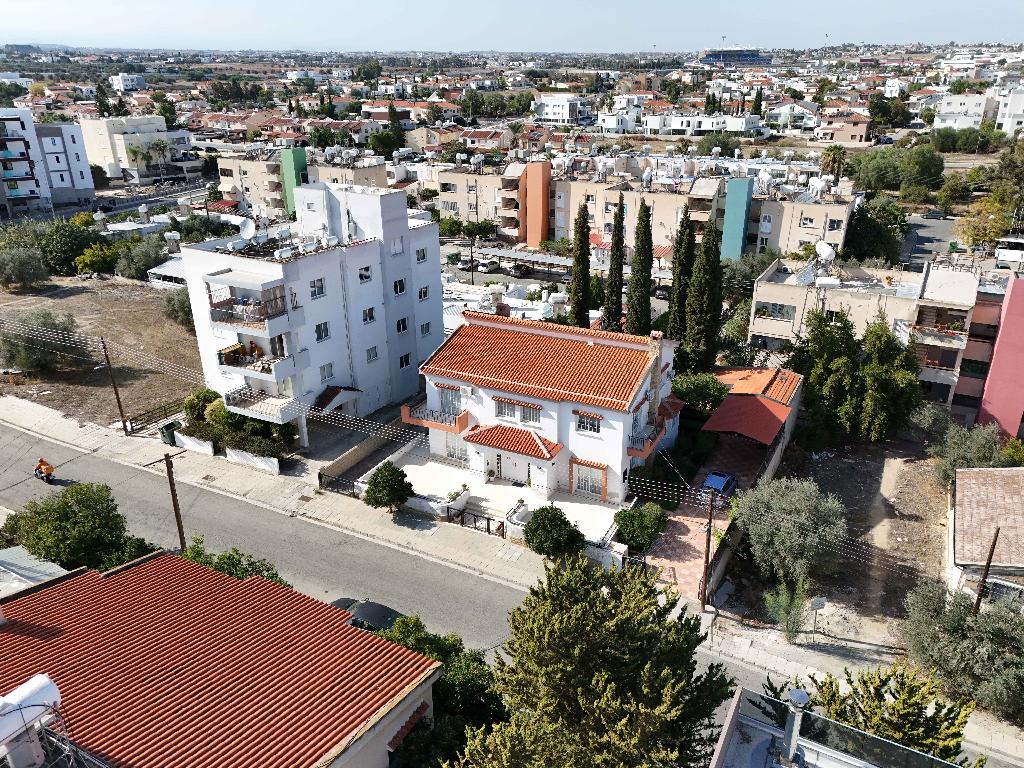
[0,396,545,591]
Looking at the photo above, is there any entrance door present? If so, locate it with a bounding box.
[574,464,602,496]
[495,453,502,479]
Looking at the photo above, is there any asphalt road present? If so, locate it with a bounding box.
[0,423,524,650]
[902,213,956,263]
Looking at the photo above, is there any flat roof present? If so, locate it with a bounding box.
[920,266,980,307]
[0,554,439,768]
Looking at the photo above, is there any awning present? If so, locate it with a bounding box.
[701,395,790,445]
[204,270,285,292]
[217,182,239,193]
[207,199,239,212]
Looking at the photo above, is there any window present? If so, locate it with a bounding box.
[761,213,773,224]
[358,265,371,283]
[394,279,406,295]
[755,301,796,321]
[496,400,517,419]
[319,362,334,381]
[420,321,431,336]
[396,317,408,334]
[305,201,315,211]
[391,236,404,255]
[441,201,459,213]
[416,247,427,263]
[315,321,330,342]
[362,307,375,324]
[827,219,844,231]
[440,182,457,193]
[445,431,467,462]
[521,406,540,424]
[70,134,76,144]
[824,309,844,323]
[240,169,249,177]
[439,388,461,414]
[74,152,80,162]
[366,346,378,362]
[418,286,429,301]
[58,173,65,182]
[399,353,411,369]
[799,215,815,228]
[586,194,596,204]
[577,414,601,433]
[309,277,325,298]
[79,171,85,179]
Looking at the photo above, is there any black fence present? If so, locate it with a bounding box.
[445,506,505,538]
[128,399,185,434]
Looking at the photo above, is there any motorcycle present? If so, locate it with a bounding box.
[34,468,54,484]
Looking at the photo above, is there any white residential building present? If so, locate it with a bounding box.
[78,115,202,184]
[932,94,999,130]
[994,87,1024,134]
[642,112,762,137]
[0,72,33,88]
[530,93,593,126]
[597,108,641,134]
[179,183,444,445]
[108,72,146,92]
[403,314,681,504]
[1,108,94,218]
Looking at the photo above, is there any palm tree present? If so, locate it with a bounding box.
[125,145,151,182]
[148,139,170,180]
[508,121,524,149]
[820,144,847,179]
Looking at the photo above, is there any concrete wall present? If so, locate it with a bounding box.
[978,274,1024,438]
[318,416,405,484]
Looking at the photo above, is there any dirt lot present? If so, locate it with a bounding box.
[0,278,201,426]
[722,437,948,651]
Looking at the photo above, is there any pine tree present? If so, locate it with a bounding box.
[454,556,731,768]
[94,81,112,117]
[601,193,626,332]
[752,87,763,116]
[683,221,723,372]
[624,199,653,336]
[665,206,694,342]
[568,203,592,328]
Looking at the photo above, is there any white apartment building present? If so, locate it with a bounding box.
[0,72,34,88]
[932,94,999,130]
[179,183,443,445]
[597,108,641,134]
[79,115,202,184]
[404,314,680,504]
[0,108,94,217]
[108,72,146,92]
[641,112,762,137]
[994,88,1024,134]
[531,93,593,126]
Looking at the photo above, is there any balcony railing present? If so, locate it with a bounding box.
[210,296,288,325]
[911,325,967,349]
[401,402,470,434]
[627,419,666,459]
[217,345,290,374]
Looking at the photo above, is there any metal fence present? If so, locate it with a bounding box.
[445,506,506,538]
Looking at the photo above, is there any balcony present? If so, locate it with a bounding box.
[4,189,39,199]
[216,344,297,382]
[401,403,471,434]
[911,325,967,349]
[627,419,666,459]
[224,387,294,424]
[209,295,292,338]
[1,170,33,181]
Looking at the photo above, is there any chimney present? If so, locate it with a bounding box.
[782,689,810,763]
[647,331,665,422]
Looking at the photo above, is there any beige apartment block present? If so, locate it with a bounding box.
[552,177,725,249]
[747,195,856,256]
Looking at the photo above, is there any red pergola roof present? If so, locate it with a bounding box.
[702,395,791,445]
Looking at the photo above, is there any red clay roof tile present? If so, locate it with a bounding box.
[463,423,562,460]
[0,555,439,768]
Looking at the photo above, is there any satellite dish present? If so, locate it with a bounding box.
[239,219,257,240]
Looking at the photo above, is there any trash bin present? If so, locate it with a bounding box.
[159,420,182,446]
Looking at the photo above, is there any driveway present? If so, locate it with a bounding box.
[902,214,956,263]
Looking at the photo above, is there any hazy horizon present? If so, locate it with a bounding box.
[3,0,1022,55]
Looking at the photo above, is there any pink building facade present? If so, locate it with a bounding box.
[978,274,1024,439]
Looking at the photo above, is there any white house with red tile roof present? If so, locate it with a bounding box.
[401,312,680,504]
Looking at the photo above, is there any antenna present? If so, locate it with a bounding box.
[238,219,257,240]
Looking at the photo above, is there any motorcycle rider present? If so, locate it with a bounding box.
[34,457,54,480]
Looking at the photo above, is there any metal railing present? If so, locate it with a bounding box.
[628,422,660,450]
[446,506,505,538]
[410,405,461,426]
[210,296,288,325]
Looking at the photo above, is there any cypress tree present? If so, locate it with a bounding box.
[665,206,694,342]
[568,203,592,328]
[752,87,763,116]
[601,193,626,332]
[683,221,723,372]
[388,102,405,149]
[624,199,653,336]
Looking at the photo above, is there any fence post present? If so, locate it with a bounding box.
[486,517,491,535]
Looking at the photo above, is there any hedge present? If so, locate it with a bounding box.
[222,431,286,458]
[177,420,224,448]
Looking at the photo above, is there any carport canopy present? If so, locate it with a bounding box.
[701,395,790,446]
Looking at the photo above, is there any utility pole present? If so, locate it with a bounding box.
[699,492,716,608]
[100,338,129,436]
[972,526,1000,616]
[164,453,188,552]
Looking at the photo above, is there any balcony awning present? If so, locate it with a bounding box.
[204,269,285,292]
[218,182,239,193]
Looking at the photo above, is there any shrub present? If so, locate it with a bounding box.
[930,422,1011,486]
[204,398,245,431]
[899,182,931,204]
[0,247,48,290]
[35,219,101,276]
[222,431,286,458]
[74,242,118,274]
[183,388,220,423]
[163,287,194,331]
[176,420,223,448]
[363,461,414,513]
[116,235,165,279]
[524,505,585,558]
[0,308,82,373]
[614,503,667,553]
[764,579,809,643]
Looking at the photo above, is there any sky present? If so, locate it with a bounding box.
[3,0,1022,53]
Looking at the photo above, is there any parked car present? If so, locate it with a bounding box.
[330,597,406,632]
[653,285,670,300]
[508,263,532,278]
[477,258,500,273]
[701,471,737,499]
[922,209,946,220]
[457,255,474,270]
[556,269,573,283]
